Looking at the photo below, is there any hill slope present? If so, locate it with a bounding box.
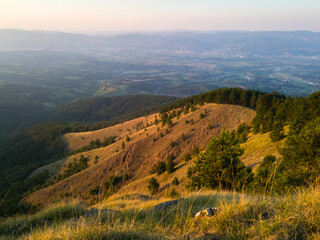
[25,103,255,205]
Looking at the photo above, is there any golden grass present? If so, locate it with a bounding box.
[4,185,320,239]
[240,125,289,168]
[63,113,160,152]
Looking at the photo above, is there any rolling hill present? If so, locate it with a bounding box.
[2,87,320,239]
[25,103,255,205]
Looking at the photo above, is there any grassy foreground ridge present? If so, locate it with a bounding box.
[2,186,320,239]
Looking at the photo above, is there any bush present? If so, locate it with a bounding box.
[89,185,100,196]
[172,177,179,185]
[169,140,174,148]
[104,175,122,193]
[166,155,175,174]
[123,173,129,181]
[150,161,166,175]
[147,178,160,195]
[94,155,99,164]
[192,146,200,156]
[250,155,277,193]
[167,188,179,198]
[184,153,191,162]
[181,133,186,141]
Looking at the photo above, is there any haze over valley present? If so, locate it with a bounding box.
[1,29,320,137]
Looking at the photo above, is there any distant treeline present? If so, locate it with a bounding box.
[53,95,177,123]
[161,87,319,135]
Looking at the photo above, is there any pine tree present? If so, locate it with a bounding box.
[188,131,251,190]
[166,155,175,174]
[269,122,285,142]
[148,178,160,195]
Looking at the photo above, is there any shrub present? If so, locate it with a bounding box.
[250,155,277,193]
[192,146,200,156]
[172,177,179,185]
[166,155,175,174]
[123,173,129,181]
[147,178,160,195]
[150,161,166,175]
[104,175,122,193]
[89,185,100,196]
[167,188,179,198]
[169,140,174,148]
[181,133,186,141]
[184,153,192,162]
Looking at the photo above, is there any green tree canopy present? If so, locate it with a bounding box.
[188,131,251,190]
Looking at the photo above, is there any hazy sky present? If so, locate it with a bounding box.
[1,0,320,33]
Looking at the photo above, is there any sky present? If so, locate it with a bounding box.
[1,0,320,33]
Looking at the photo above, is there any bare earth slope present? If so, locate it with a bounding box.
[25,104,255,205]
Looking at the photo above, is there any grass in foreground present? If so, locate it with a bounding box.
[2,187,320,239]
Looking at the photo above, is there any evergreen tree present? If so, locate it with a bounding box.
[250,155,277,193]
[185,153,191,162]
[150,161,166,175]
[148,178,160,195]
[240,91,248,106]
[269,122,285,142]
[188,131,251,190]
[275,117,320,192]
[166,155,175,174]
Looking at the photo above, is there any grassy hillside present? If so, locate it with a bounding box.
[0,93,320,240]
[2,187,320,239]
[25,103,255,206]
[239,125,289,168]
[0,94,176,216]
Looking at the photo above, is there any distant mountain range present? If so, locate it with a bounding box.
[1,29,320,57]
